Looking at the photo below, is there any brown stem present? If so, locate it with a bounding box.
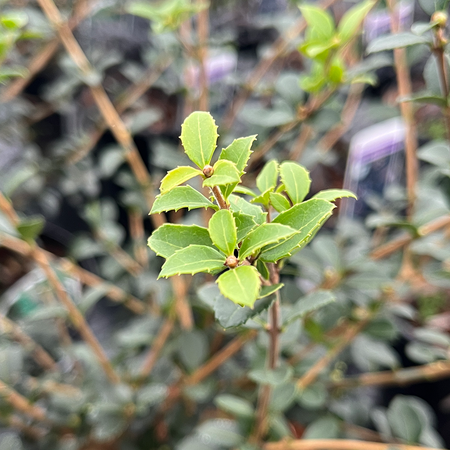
[332,360,450,389]
[386,0,418,217]
[264,439,446,450]
[212,185,229,209]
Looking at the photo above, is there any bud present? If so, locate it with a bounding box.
[203,164,214,177]
[432,11,448,28]
[225,255,238,268]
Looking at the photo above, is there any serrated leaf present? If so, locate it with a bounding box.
[299,4,335,41]
[159,245,225,278]
[312,189,357,202]
[17,216,45,242]
[233,211,258,242]
[256,159,278,193]
[279,162,311,204]
[180,111,218,168]
[250,189,272,206]
[367,33,430,53]
[150,186,217,214]
[219,135,257,173]
[239,223,297,260]
[203,160,241,187]
[160,166,202,193]
[338,0,375,43]
[259,283,283,298]
[260,199,335,262]
[269,192,291,213]
[217,265,261,307]
[148,224,213,258]
[229,195,267,225]
[284,290,335,326]
[208,209,237,256]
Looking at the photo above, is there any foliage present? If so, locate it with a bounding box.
[0,0,449,449]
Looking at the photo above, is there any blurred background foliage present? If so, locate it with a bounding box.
[1,0,450,449]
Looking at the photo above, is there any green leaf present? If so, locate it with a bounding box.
[299,4,335,41]
[338,0,375,43]
[215,395,254,419]
[180,111,218,168]
[239,223,297,260]
[148,224,213,258]
[418,141,450,167]
[219,135,257,173]
[217,266,261,307]
[259,283,284,298]
[387,396,423,443]
[159,245,225,278]
[177,330,209,371]
[233,211,258,242]
[208,209,237,256]
[279,162,311,204]
[159,166,202,193]
[17,216,45,242]
[257,259,270,280]
[313,189,357,202]
[399,91,447,107]
[367,33,430,53]
[229,195,267,225]
[303,416,340,439]
[256,159,278,193]
[250,189,272,206]
[424,54,450,95]
[150,186,217,214]
[232,185,257,197]
[249,365,293,386]
[203,160,241,187]
[284,290,335,326]
[214,291,273,328]
[1,12,28,29]
[260,199,335,262]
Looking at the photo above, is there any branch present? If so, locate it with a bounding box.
[264,439,446,450]
[332,360,450,389]
[386,0,418,216]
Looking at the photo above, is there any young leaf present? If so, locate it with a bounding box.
[239,223,298,260]
[299,4,335,41]
[269,192,291,213]
[219,135,257,173]
[256,159,278,193]
[338,0,375,43]
[203,160,241,187]
[259,283,284,298]
[229,195,267,225]
[260,199,335,262]
[217,265,261,308]
[257,259,270,280]
[232,185,257,197]
[251,189,272,207]
[279,162,311,204]
[148,224,213,258]
[159,245,226,278]
[160,166,202,193]
[367,33,430,53]
[208,210,237,256]
[233,211,258,242]
[150,186,218,214]
[313,189,357,202]
[17,216,45,242]
[180,111,218,168]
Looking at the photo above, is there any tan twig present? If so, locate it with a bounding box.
[129,208,148,268]
[264,439,446,450]
[289,125,314,162]
[0,379,48,423]
[185,330,258,385]
[332,360,450,389]
[140,316,176,378]
[67,57,172,165]
[297,312,374,390]
[0,0,95,102]
[0,232,146,315]
[31,245,121,384]
[0,314,58,372]
[386,0,418,215]
[370,215,450,260]
[172,275,193,331]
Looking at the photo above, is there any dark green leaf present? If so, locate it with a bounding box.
[367,33,430,53]
[284,290,335,326]
[215,395,254,419]
[249,365,293,386]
